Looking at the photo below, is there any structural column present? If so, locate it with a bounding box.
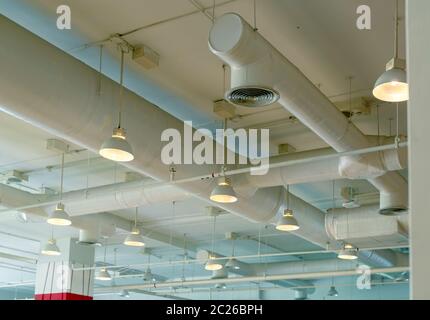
[35,238,95,300]
[407,0,430,300]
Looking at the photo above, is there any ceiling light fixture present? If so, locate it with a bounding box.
[99,46,135,162]
[338,243,359,260]
[205,215,223,271]
[276,185,300,232]
[143,267,156,283]
[210,176,238,204]
[210,164,237,204]
[327,275,339,297]
[225,257,241,270]
[210,116,237,204]
[342,187,360,209]
[327,285,339,297]
[119,289,130,298]
[41,236,61,257]
[47,153,72,227]
[215,283,227,290]
[47,203,72,227]
[205,256,223,271]
[96,238,112,281]
[143,253,156,283]
[96,268,112,281]
[225,237,241,270]
[373,0,408,102]
[124,208,145,247]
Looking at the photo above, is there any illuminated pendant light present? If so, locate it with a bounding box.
[124,208,145,247]
[99,47,134,162]
[210,172,238,204]
[47,153,72,227]
[276,185,300,232]
[124,233,145,247]
[342,187,360,209]
[205,256,223,271]
[205,215,223,271]
[338,243,358,260]
[373,0,408,102]
[48,203,71,227]
[276,209,300,232]
[225,237,240,270]
[96,239,112,281]
[210,116,238,204]
[334,180,359,260]
[96,268,112,281]
[41,228,61,257]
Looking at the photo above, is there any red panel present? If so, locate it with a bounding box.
[35,293,93,300]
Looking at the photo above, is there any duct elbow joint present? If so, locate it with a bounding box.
[209,13,280,108]
[338,155,386,179]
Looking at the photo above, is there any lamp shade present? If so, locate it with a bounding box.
[99,128,134,162]
[327,286,339,297]
[205,257,223,271]
[338,244,358,260]
[275,209,300,231]
[215,283,227,290]
[96,268,112,281]
[47,203,72,226]
[210,177,238,204]
[373,68,409,102]
[119,289,130,298]
[41,239,61,256]
[124,233,145,247]
[225,258,241,270]
[143,268,155,282]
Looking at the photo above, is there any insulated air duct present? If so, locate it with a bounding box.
[208,13,408,215]
[0,16,406,269]
[325,205,409,248]
[0,15,283,223]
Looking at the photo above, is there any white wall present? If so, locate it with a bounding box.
[407,0,430,300]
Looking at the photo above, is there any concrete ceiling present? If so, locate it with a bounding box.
[25,0,408,149]
[0,0,409,299]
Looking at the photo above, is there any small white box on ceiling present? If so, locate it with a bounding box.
[132,45,160,69]
[46,139,69,153]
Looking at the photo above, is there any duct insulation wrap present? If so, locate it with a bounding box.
[325,205,409,248]
[208,13,408,214]
[0,15,284,223]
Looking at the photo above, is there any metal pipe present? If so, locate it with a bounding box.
[0,142,407,216]
[97,279,408,297]
[208,13,408,213]
[0,252,37,264]
[95,266,409,292]
[73,244,409,272]
[0,14,285,223]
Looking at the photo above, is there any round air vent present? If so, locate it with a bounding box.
[226,86,280,108]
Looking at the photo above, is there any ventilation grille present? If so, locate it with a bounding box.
[226,86,280,108]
